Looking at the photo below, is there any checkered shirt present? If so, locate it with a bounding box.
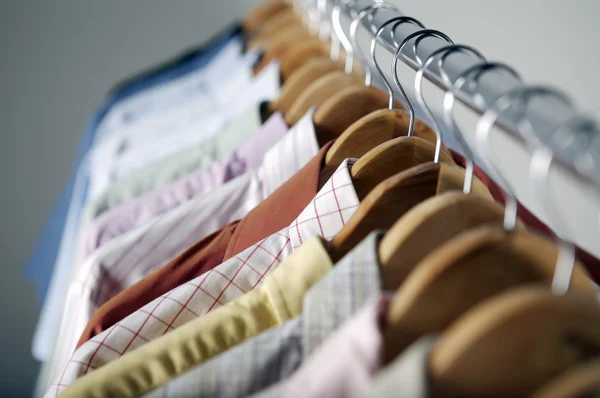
[46,108,320,391]
[144,231,384,398]
[47,158,361,397]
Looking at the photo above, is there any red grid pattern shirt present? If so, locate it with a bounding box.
[47,108,321,387]
[46,158,360,397]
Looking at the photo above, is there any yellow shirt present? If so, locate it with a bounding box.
[61,236,333,397]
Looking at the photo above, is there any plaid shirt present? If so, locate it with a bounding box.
[47,108,320,390]
[48,159,361,398]
[144,231,384,398]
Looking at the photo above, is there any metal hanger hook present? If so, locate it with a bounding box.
[370,16,425,109]
[416,44,486,164]
[443,62,521,193]
[475,85,573,231]
[332,0,358,73]
[348,3,402,86]
[393,29,453,137]
[530,112,599,294]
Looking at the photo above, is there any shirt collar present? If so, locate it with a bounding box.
[288,158,360,250]
[302,230,385,356]
[260,107,320,197]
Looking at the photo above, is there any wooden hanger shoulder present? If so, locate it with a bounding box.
[248,8,298,47]
[279,38,330,80]
[285,71,361,126]
[382,226,596,367]
[270,57,343,115]
[349,138,455,199]
[312,86,391,146]
[378,191,501,291]
[253,24,311,74]
[319,109,399,187]
[430,286,600,398]
[244,0,290,34]
[531,357,600,398]
[328,160,460,263]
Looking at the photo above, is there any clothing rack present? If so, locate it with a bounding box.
[303,0,600,256]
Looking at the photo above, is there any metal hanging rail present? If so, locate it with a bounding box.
[307,0,600,195]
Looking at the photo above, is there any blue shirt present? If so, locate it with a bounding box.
[25,22,243,304]
[29,22,244,363]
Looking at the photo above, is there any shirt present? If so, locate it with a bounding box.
[48,108,321,388]
[25,22,242,306]
[251,297,390,398]
[31,23,245,393]
[77,114,331,347]
[94,33,251,144]
[35,61,279,375]
[77,111,288,262]
[144,231,384,398]
[87,58,278,200]
[358,335,437,398]
[50,160,361,398]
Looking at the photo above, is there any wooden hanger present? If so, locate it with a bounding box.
[430,286,600,398]
[381,226,597,367]
[320,109,446,186]
[279,38,331,80]
[243,0,291,34]
[268,57,343,116]
[378,192,509,291]
[329,161,473,263]
[531,357,600,398]
[312,86,402,147]
[284,71,362,126]
[247,8,299,49]
[253,24,312,75]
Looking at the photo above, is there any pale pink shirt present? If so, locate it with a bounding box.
[78,111,288,261]
[47,109,320,388]
[251,297,390,398]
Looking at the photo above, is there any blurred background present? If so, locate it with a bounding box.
[0,0,598,395]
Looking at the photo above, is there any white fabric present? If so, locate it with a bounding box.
[45,109,320,389]
[47,158,360,396]
[87,61,281,199]
[32,54,269,364]
[94,39,256,143]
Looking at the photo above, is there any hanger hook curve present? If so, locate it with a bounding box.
[370,16,425,109]
[393,29,453,137]
[443,62,521,193]
[349,3,402,86]
[416,44,486,164]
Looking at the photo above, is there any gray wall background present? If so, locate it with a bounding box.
[0,0,598,396]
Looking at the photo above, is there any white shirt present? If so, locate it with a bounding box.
[93,38,257,144]
[45,109,320,390]
[32,58,275,365]
[46,158,361,397]
[86,61,281,199]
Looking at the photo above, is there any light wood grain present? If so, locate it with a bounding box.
[247,9,299,49]
[253,24,312,75]
[382,226,596,394]
[430,286,600,398]
[379,191,504,291]
[279,38,330,80]
[243,0,290,34]
[531,358,600,398]
[270,57,343,115]
[328,161,464,263]
[285,71,361,126]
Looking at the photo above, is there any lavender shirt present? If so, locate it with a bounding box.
[77,110,288,262]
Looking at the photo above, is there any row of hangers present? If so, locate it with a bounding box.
[242,1,600,397]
